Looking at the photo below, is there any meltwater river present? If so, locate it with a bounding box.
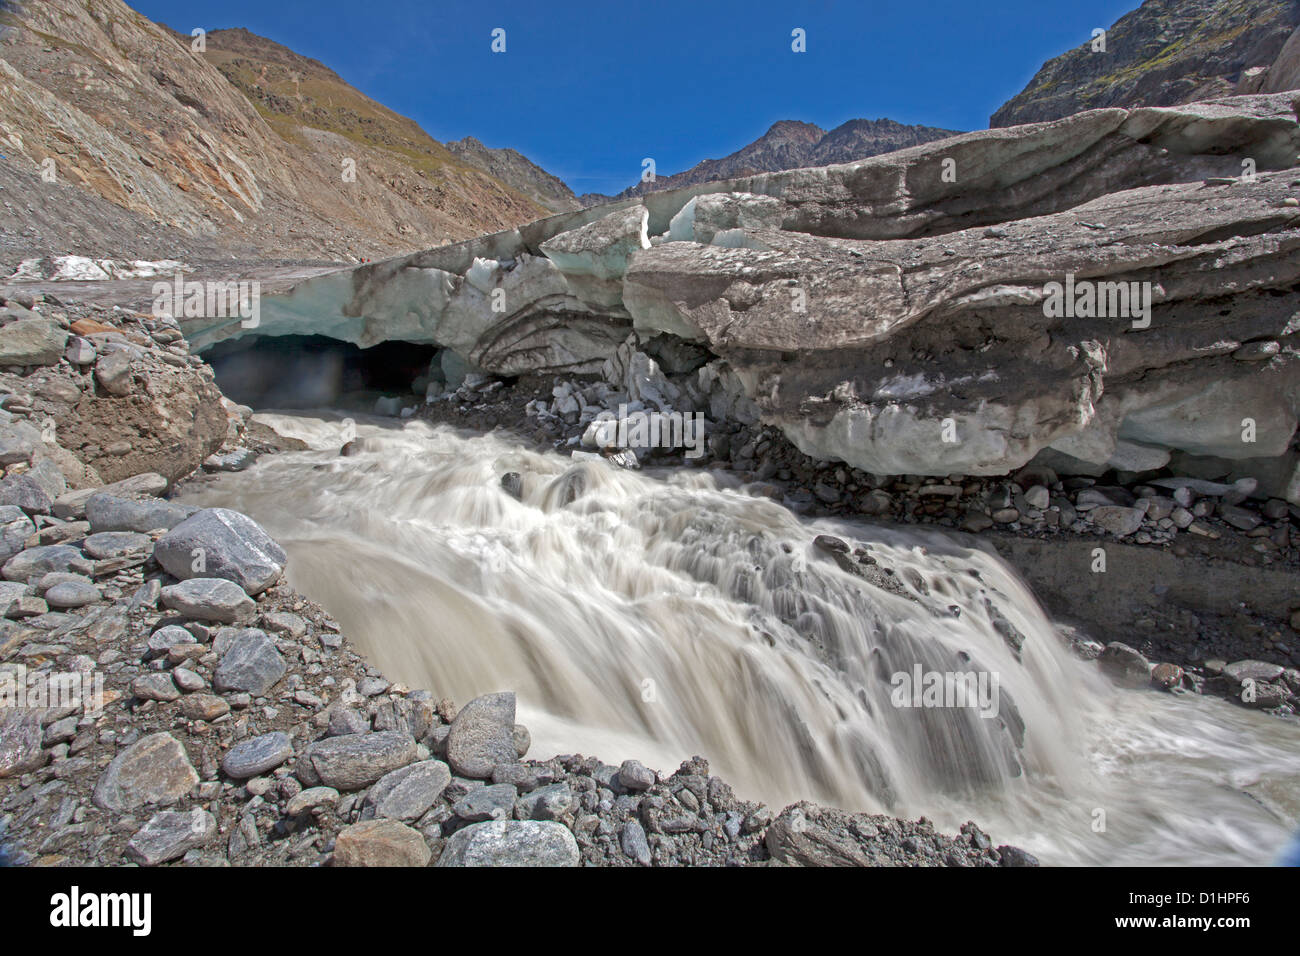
[177,411,1300,865]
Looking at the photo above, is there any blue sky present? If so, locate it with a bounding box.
[132,0,1140,196]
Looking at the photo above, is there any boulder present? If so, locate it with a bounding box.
[213,628,286,695]
[445,691,518,779]
[333,819,431,867]
[92,732,198,811]
[436,820,580,867]
[161,577,256,624]
[154,508,286,595]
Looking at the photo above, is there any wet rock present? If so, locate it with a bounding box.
[1150,662,1184,691]
[333,819,431,867]
[997,845,1040,867]
[500,472,523,500]
[446,691,517,778]
[154,508,287,595]
[436,820,580,867]
[92,732,198,811]
[126,809,216,865]
[1222,660,1285,685]
[1097,642,1152,686]
[161,577,256,624]
[222,731,294,779]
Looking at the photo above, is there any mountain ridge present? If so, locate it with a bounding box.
[581,115,962,205]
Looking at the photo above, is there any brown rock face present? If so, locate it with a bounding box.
[332,820,431,867]
[25,356,226,485]
[991,0,1300,127]
[0,0,564,265]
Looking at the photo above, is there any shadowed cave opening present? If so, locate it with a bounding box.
[204,334,439,410]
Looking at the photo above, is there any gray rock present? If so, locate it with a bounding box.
[213,628,285,696]
[65,336,96,365]
[1217,504,1262,531]
[131,673,181,702]
[1098,642,1152,686]
[81,531,153,559]
[1222,660,1285,685]
[446,691,517,778]
[617,759,656,791]
[515,783,576,821]
[0,708,46,778]
[43,578,100,609]
[1088,505,1145,537]
[3,544,92,582]
[362,759,452,821]
[453,783,517,821]
[154,508,287,595]
[85,494,194,533]
[147,624,196,656]
[221,731,294,779]
[161,577,256,624]
[0,474,54,515]
[0,318,68,366]
[436,820,580,867]
[92,732,198,811]
[620,819,652,866]
[299,731,418,791]
[0,422,40,466]
[327,707,370,737]
[94,349,134,395]
[0,580,30,615]
[0,505,33,562]
[126,809,216,865]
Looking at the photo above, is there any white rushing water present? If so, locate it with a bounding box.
[178,411,1300,866]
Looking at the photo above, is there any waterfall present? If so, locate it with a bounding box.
[178,411,1300,865]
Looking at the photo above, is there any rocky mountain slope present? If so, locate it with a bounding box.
[583,117,961,204]
[992,0,1300,127]
[445,136,582,214]
[0,0,565,264]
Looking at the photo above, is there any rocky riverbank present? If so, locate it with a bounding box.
[0,290,1042,867]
